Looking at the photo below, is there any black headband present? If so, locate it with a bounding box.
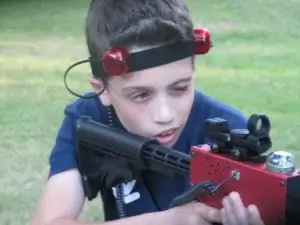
[90,40,195,77]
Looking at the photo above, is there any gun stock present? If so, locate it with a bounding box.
[74,116,190,199]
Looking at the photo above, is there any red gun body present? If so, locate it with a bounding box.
[190,145,300,225]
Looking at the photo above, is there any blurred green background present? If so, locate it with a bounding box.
[0,0,299,224]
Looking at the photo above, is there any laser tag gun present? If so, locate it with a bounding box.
[74,114,300,225]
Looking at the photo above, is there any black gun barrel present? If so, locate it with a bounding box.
[74,116,190,177]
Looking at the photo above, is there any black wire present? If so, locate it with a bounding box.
[63,59,105,99]
[107,106,127,218]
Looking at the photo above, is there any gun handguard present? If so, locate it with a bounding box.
[74,116,190,200]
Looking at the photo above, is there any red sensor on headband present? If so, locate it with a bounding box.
[193,28,212,54]
[102,47,129,76]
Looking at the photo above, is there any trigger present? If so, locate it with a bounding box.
[170,181,212,208]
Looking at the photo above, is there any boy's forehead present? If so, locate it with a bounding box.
[112,57,193,89]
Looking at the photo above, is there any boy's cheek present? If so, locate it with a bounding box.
[114,105,149,132]
[177,89,194,114]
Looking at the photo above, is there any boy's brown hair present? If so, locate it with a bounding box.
[85,0,194,82]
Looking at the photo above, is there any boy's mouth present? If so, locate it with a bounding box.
[154,128,178,145]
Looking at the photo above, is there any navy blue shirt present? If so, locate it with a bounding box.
[49,90,247,220]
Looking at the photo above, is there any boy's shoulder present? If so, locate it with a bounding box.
[49,93,108,177]
[192,90,247,129]
[63,92,107,123]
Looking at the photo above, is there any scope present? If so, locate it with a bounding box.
[204,114,272,162]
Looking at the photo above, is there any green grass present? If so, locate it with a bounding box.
[0,0,299,224]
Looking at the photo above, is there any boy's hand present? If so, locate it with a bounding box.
[167,201,222,225]
[221,192,265,225]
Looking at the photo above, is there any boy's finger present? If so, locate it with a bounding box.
[221,208,230,225]
[247,205,265,225]
[228,192,248,224]
[194,202,222,223]
[222,196,239,225]
[199,144,211,151]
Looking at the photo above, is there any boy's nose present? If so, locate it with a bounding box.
[152,103,175,124]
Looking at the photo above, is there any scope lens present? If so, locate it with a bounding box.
[256,119,262,131]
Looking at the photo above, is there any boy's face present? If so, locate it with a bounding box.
[91,57,195,148]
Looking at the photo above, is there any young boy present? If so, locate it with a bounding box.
[30,1,265,225]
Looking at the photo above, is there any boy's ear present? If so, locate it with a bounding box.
[89,77,112,106]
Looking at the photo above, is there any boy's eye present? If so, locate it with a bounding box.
[130,92,150,102]
[172,85,189,92]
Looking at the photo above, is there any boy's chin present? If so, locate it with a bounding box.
[160,142,175,148]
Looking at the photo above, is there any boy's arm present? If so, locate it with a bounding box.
[30,169,174,225]
[30,169,221,225]
[30,169,85,225]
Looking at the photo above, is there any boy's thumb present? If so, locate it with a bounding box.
[247,205,265,225]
